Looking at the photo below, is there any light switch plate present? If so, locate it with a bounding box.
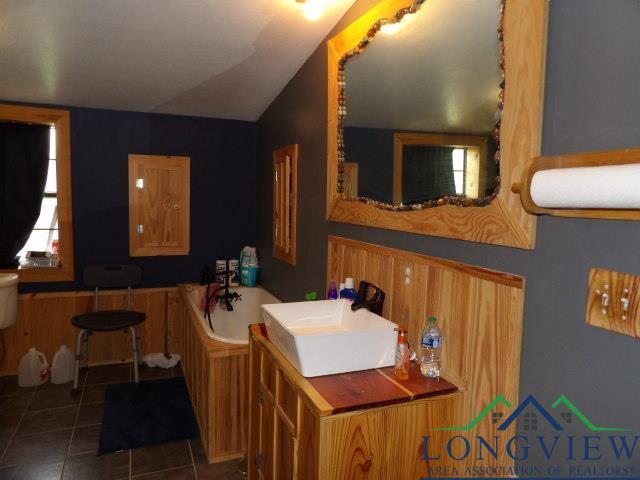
[587,268,640,338]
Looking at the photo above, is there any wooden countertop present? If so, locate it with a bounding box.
[251,324,458,415]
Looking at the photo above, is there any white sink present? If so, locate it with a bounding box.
[261,299,397,377]
[0,273,18,330]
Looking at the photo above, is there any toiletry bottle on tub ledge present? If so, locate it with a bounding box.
[339,277,358,301]
[327,280,338,300]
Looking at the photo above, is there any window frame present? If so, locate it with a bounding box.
[392,132,488,206]
[0,104,74,282]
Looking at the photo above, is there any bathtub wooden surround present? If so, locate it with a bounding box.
[174,285,248,463]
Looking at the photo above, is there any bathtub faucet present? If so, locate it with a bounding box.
[215,261,242,311]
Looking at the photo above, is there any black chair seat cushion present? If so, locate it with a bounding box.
[72,310,146,332]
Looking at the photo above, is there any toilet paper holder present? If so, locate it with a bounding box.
[511,147,640,220]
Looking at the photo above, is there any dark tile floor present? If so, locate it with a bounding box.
[0,363,243,480]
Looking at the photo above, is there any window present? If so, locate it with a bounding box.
[0,104,74,282]
[16,127,59,261]
[452,148,466,195]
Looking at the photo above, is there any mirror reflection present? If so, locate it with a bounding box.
[340,0,503,208]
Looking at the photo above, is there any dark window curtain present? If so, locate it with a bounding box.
[0,122,50,268]
[402,145,455,204]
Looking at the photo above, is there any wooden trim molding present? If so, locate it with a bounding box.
[326,0,548,249]
[0,104,75,282]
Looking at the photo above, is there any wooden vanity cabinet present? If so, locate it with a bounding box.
[248,324,460,480]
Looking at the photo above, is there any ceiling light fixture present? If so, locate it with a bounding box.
[295,0,324,22]
[380,13,414,35]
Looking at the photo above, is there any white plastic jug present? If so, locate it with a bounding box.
[18,348,49,387]
[51,345,75,384]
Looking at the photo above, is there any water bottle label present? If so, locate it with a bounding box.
[422,337,440,348]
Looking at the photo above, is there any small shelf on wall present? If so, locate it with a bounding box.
[272,145,298,266]
[512,148,640,220]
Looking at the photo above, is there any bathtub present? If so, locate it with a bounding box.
[183,284,280,344]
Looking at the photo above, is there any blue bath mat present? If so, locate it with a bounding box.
[98,376,199,454]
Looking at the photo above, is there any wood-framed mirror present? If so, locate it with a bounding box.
[326,0,548,249]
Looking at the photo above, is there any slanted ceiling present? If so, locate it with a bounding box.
[0,0,355,120]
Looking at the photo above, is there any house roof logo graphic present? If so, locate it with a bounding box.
[497,395,563,431]
[435,394,632,432]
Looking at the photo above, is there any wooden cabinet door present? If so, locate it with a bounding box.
[258,391,275,480]
[274,413,296,479]
[129,154,190,256]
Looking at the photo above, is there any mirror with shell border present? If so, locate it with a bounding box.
[326,0,549,249]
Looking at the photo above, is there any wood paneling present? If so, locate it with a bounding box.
[173,286,248,463]
[513,148,640,220]
[587,268,640,338]
[129,154,190,257]
[0,104,74,282]
[273,145,298,266]
[0,287,174,375]
[319,395,460,480]
[327,236,525,473]
[326,0,548,249]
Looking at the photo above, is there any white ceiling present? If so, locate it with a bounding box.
[345,0,502,133]
[0,0,355,121]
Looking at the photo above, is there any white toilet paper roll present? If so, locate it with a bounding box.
[530,164,640,209]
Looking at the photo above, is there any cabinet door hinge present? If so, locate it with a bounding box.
[254,452,264,468]
[137,224,144,235]
[257,387,264,405]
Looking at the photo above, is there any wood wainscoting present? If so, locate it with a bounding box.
[0,287,176,375]
[327,236,525,473]
[173,285,248,463]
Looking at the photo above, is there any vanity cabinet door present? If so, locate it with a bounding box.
[274,413,295,479]
[259,391,275,480]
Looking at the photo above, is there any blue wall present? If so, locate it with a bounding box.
[343,126,394,203]
[20,106,257,292]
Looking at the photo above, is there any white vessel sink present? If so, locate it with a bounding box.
[261,299,397,377]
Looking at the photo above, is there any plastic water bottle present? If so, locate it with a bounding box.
[420,317,442,378]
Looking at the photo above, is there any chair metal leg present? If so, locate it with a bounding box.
[130,326,140,383]
[136,329,144,361]
[81,331,90,371]
[72,329,86,394]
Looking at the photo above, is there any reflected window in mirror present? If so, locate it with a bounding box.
[337,0,504,210]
